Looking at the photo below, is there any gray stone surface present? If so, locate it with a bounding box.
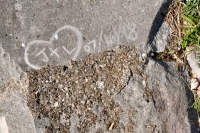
[0,0,199,133]
[145,59,191,133]
[0,94,37,133]
[0,0,169,71]
[0,44,22,85]
[0,65,36,133]
[0,43,36,133]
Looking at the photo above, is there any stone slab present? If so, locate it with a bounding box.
[1,0,199,133]
[0,0,171,71]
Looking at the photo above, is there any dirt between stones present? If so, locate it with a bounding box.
[27,45,147,132]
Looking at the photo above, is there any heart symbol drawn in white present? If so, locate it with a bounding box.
[24,25,83,70]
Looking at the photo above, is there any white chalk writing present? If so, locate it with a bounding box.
[24,23,138,69]
[35,48,49,62]
[49,48,59,58]
[62,46,76,55]
[97,22,138,52]
[83,40,97,53]
[24,25,83,70]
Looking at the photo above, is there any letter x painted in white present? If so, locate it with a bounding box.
[49,47,59,58]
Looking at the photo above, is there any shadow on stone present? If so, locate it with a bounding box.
[148,57,199,132]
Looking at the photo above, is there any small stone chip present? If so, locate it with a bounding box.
[191,78,199,91]
[142,53,147,58]
[54,102,59,107]
[142,80,146,87]
[0,117,9,133]
[109,122,114,130]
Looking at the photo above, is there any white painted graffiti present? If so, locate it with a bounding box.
[97,22,138,52]
[24,25,82,70]
[24,23,138,69]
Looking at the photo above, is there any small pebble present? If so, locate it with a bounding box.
[54,102,59,107]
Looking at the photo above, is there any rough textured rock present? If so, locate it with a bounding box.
[0,0,199,133]
[145,59,191,133]
[27,45,197,133]
[0,44,199,132]
[0,93,37,133]
[27,46,144,132]
[0,65,36,133]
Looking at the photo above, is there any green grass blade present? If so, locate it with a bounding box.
[182,15,197,25]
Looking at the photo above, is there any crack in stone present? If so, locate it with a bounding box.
[117,68,133,95]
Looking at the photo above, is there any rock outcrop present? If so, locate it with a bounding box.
[0,0,199,132]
